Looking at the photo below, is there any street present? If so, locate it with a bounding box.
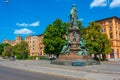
[1,60,120,80]
[0,65,77,80]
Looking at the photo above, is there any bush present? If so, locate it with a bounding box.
[16,54,23,60]
[2,52,6,57]
[38,56,45,60]
[29,56,37,60]
[28,56,45,60]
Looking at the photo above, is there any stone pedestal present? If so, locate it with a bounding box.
[59,53,91,60]
[51,53,99,66]
[68,28,80,53]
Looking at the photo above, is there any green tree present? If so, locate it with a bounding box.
[0,43,10,55]
[43,19,69,57]
[13,41,29,59]
[83,22,111,61]
[78,20,82,29]
[2,45,13,57]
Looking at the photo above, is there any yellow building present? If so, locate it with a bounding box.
[38,34,44,56]
[25,34,44,57]
[96,16,120,59]
[16,36,22,44]
[4,35,44,57]
[4,36,22,46]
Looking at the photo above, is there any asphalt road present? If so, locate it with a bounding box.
[0,65,77,80]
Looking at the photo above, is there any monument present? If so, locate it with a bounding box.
[51,4,99,66]
[60,4,89,60]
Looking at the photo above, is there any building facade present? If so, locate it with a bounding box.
[4,35,44,57]
[25,34,44,57]
[96,16,120,59]
[4,36,22,46]
[38,34,44,56]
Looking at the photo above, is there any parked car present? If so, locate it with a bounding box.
[9,56,15,61]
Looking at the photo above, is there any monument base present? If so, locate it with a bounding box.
[59,53,91,60]
[50,53,100,66]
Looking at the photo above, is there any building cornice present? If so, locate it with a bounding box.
[96,16,120,22]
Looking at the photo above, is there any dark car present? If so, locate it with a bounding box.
[9,56,15,61]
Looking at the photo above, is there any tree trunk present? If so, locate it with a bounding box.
[102,54,106,61]
[56,54,59,58]
[94,54,97,60]
[98,54,101,62]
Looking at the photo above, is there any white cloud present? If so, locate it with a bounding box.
[16,21,40,27]
[16,23,28,27]
[14,28,34,35]
[110,0,120,8]
[90,0,107,8]
[79,18,83,21]
[29,21,40,26]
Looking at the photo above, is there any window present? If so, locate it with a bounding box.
[33,48,34,50]
[118,21,120,24]
[101,28,106,32]
[109,21,112,25]
[117,49,119,58]
[110,33,113,39]
[33,45,35,47]
[116,32,118,39]
[110,27,112,31]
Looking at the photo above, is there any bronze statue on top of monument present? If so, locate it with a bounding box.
[70,4,79,29]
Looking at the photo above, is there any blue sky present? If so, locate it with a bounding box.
[0,0,120,42]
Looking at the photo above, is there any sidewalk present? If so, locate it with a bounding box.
[15,60,120,75]
[0,60,120,80]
